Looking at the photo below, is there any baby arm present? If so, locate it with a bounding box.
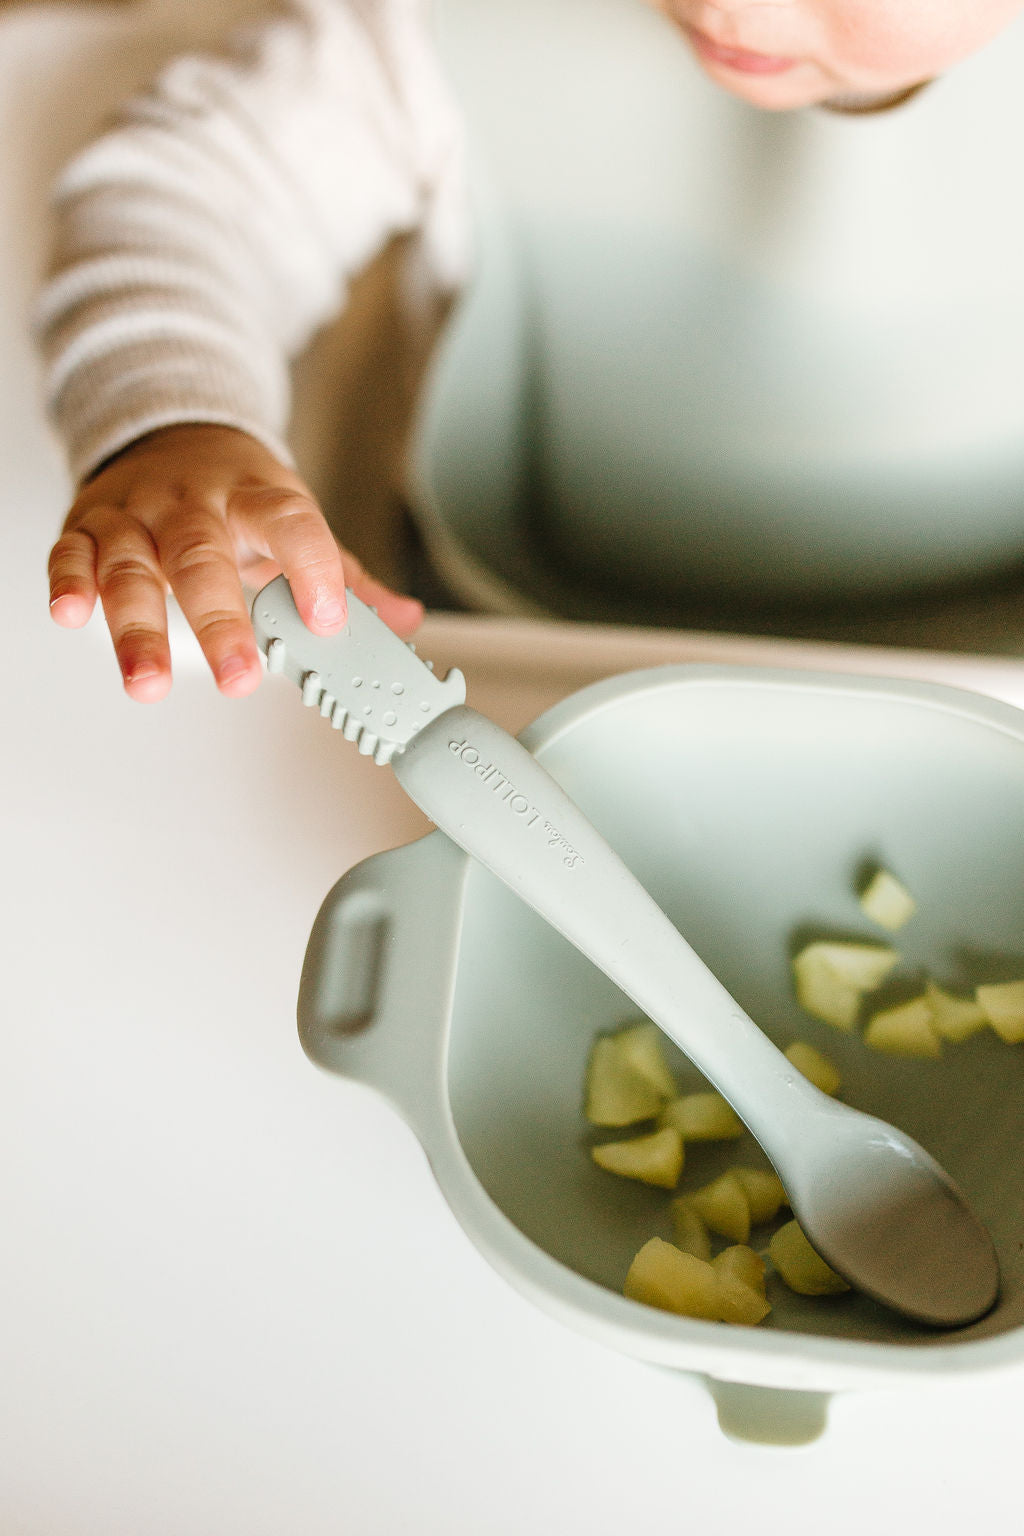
[38,0,465,698]
[48,423,422,701]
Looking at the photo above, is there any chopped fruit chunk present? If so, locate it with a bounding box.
[669,1198,712,1262]
[624,1239,770,1325]
[768,1220,851,1296]
[859,869,916,931]
[793,952,859,1031]
[785,1040,841,1096]
[731,1166,788,1225]
[658,1091,744,1141]
[976,981,1024,1044]
[591,1127,684,1188]
[925,982,988,1044]
[686,1171,751,1244]
[713,1244,767,1296]
[615,1022,678,1098]
[714,1274,772,1327]
[864,996,941,1058]
[624,1238,721,1320]
[585,1037,665,1127]
[792,942,900,1030]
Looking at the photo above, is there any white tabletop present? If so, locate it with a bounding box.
[4,5,1024,1531]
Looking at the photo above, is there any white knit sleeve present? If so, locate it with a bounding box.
[35,0,467,484]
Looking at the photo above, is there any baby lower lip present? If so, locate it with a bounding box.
[685,25,796,76]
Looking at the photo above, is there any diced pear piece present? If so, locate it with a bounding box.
[713,1244,767,1296]
[859,869,916,931]
[686,1171,750,1244]
[623,1238,721,1321]
[669,1198,713,1262]
[731,1166,788,1225]
[925,982,989,1044]
[714,1273,772,1327]
[864,996,941,1058]
[792,941,900,1030]
[591,1127,684,1188]
[784,1040,841,1096]
[658,1091,744,1141]
[976,981,1024,1044]
[624,1239,770,1326]
[614,1022,678,1098]
[793,947,860,1031]
[585,1037,665,1127]
[768,1220,851,1296]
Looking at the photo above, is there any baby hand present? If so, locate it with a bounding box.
[47,423,424,701]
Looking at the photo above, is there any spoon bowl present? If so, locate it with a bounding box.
[779,1098,999,1326]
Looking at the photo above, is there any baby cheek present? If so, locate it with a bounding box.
[826,1,1015,80]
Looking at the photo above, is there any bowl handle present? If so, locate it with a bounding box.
[297,831,470,1130]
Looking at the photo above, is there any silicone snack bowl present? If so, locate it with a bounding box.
[254,582,1024,1440]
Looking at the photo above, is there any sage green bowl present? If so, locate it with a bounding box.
[298,666,1024,1443]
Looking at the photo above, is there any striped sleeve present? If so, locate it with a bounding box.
[35,0,467,483]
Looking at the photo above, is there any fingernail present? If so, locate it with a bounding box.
[315,598,346,629]
[219,654,251,684]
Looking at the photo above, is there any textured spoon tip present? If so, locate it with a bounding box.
[252,577,466,759]
[284,663,396,764]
